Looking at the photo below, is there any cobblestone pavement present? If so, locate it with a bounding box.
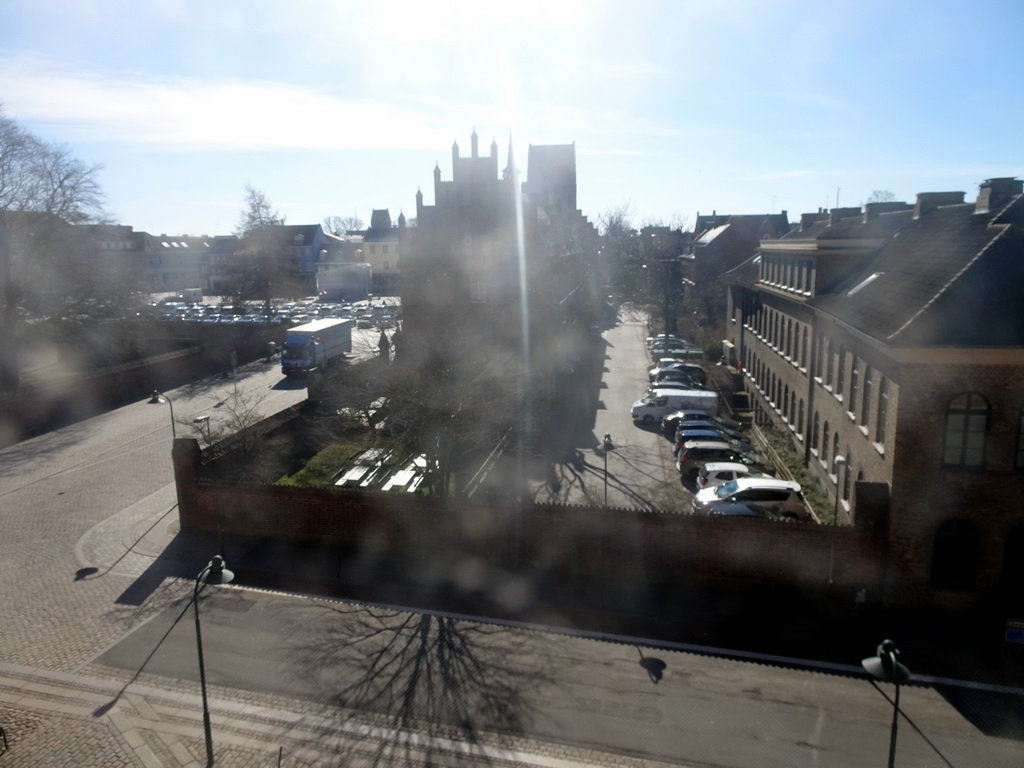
[0,363,698,767]
[0,660,689,767]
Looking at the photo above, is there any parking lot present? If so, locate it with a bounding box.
[529,318,694,511]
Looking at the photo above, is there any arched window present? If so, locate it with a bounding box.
[848,357,858,410]
[943,392,989,468]
[798,399,805,436]
[843,452,853,500]
[876,378,889,444]
[825,340,834,387]
[931,519,980,589]
[836,346,846,396]
[812,412,820,451]
[801,326,809,368]
[861,368,873,427]
[822,421,831,465]
[832,433,841,475]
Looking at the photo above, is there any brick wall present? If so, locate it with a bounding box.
[173,437,886,605]
[887,362,1024,608]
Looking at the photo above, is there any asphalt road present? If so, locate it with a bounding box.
[92,585,1024,767]
[527,317,691,511]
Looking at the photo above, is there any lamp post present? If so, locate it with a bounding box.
[832,455,846,523]
[603,433,614,506]
[193,415,212,445]
[862,639,910,768]
[194,555,234,767]
[149,390,175,438]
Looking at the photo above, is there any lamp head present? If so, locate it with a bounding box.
[861,639,910,683]
[201,555,235,586]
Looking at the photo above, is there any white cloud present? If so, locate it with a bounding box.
[0,56,458,151]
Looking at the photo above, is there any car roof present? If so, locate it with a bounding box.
[725,476,801,492]
[699,462,756,474]
[680,439,734,450]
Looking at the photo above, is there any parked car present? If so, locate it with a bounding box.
[674,428,754,454]
[676,440,775,481]
[704,502,789,520]
[648,361,706,383]
[662,409,742,436]
[674,420,752,447]
[673,429,752,455]
[695,462,768,490]
[648,380,707,394]
[653,369,705,388]
[646,333,686,348]
[692,477,809,520]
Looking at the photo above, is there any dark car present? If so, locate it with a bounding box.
[674,420,752,447]
[661,409,741,436]
[674,428,754,454]
[653,369,705,388]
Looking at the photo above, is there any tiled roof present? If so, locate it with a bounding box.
[811,198,1024,344]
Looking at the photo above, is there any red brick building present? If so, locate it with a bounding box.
[724,177,1024,613]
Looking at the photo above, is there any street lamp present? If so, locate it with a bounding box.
[862,639,910,768]
[832,455,846,523]
[149,390,175,438]
[194,555,234,767]
[603,433,614,506]
[193,415,212,445]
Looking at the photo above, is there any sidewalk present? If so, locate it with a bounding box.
[2,662,671,767]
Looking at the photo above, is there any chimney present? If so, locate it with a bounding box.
[829,207,861,225]
[800,212,829,231]
[863,201,911,222]
[975,177,1023,214]
[913,191,964,218]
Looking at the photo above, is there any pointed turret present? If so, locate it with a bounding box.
[471,128,479,158]
[503,134,518,182]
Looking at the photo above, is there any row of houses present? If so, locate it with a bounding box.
[719,177,1024,612]
[82,216,405,301]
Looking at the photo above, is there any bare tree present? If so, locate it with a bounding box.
[322,215,365,236]
[865,189,897,204]
[0,107,108,389]
[235,183,284,236]
[228,185,300,314]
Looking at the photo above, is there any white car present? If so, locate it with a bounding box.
[695,462,767,490]
[692,477,809,520]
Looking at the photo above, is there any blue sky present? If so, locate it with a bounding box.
[2,0,1022,235]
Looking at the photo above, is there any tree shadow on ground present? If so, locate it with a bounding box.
[289,600,554,766]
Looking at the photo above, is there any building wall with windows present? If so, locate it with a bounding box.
[725,178,1024,613]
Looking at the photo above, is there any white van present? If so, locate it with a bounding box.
[631,388,718,424]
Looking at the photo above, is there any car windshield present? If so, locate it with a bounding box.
[716,480,740,498]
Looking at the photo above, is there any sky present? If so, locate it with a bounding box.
[1,0,1023,236]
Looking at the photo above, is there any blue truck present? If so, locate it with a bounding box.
[280,318,352,376]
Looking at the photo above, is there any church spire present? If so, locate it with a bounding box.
[503,134,518,182]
